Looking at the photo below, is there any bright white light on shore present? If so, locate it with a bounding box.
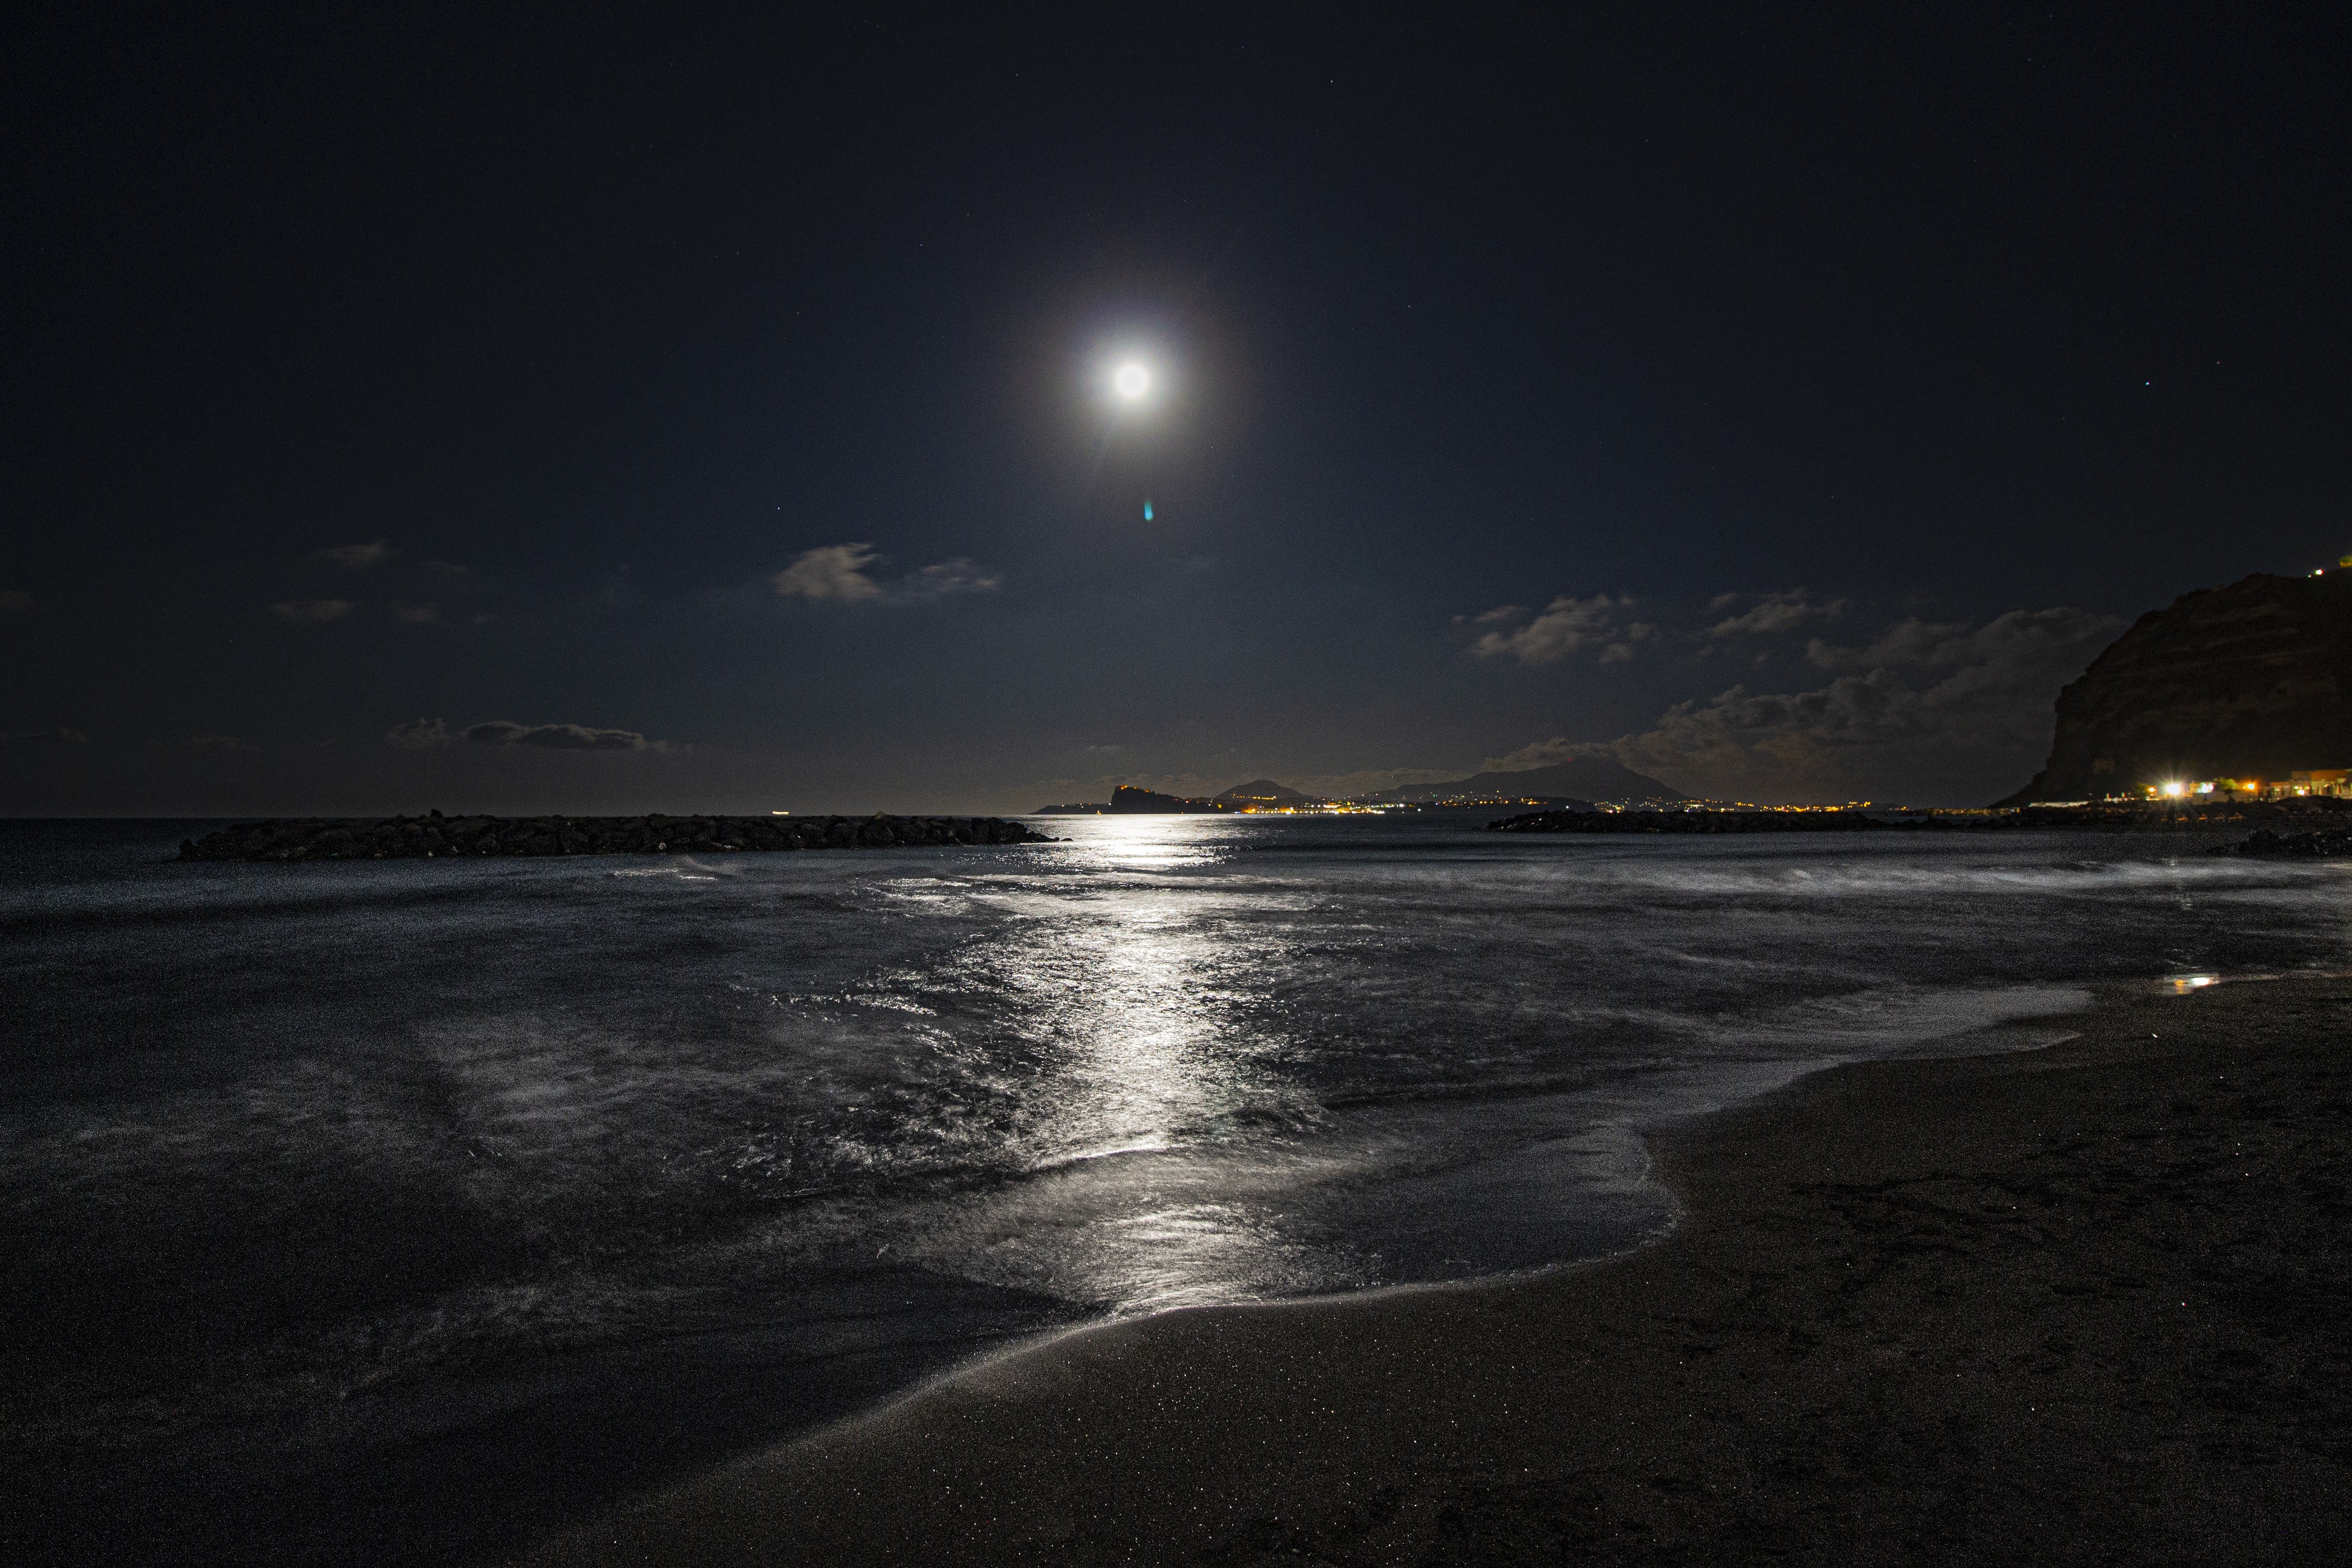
[1113,363,1150,400]
[2161,780,2185,797]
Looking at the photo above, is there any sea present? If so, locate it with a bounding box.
[6,814,2348,1565]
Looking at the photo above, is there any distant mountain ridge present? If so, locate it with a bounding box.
[1366,756,1684,804]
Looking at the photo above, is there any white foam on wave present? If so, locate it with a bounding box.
[1721,980,2093,1053]
[1546,851,2310,902]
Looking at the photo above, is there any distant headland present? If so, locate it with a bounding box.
[179,812,1055,862]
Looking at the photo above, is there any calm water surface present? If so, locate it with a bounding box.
[6,814,2347,1564]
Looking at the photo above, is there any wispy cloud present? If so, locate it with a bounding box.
[383,719,452,749]
[1805,617,1981,672]
[773,544,885,602]
[317,539,393,569]
[903,557,1002,599]
[1469,594,1646,664]
[1705,589,1844,637]
[272,599,355,624]
[464,720,656,751]
[390,602,441,624]
[1478,736,1609,773]
[0,727,89,747]
[772,543,1003,604]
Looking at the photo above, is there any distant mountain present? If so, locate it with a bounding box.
[1366,756,1684,804]
[1213,779,1327,808]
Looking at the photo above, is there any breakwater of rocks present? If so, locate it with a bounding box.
[2219,827,2352,858]
[178,812,1056,862]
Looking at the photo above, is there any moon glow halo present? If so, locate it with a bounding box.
[1113,362,1150,400]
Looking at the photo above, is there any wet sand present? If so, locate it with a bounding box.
[517,976,2352,1565]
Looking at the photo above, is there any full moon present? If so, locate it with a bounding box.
[1113,362,1150,399]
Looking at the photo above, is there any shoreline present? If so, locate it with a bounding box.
[517,974,2352,1565]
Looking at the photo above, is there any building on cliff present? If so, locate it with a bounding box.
[1997,571,2352,807]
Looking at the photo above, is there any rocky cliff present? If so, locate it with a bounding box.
[1998,572,2352,805]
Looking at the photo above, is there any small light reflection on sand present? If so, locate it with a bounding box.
[2160,972,2221,994]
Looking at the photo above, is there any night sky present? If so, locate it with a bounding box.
[5,7,2347,814]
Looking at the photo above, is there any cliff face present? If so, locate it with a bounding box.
[1998,572,2352,805]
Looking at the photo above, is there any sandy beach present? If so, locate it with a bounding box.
[520,975,2352,1566]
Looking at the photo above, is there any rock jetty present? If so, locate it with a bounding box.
[2221,827,2352,858]
[178,812,1055,862]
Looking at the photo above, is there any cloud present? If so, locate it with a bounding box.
[423,559,472,578]
[1470,593,1637,664]
[390,602,441,624]
[772,543,1004,604]
[903,557,1002,599]
[0,727,89,747]
[273,598,355,624]
[1470,604,1526,625]
[1705,589,1844,637]
[318,540,392,569]
[773,543,884,602]
[0,590,33,614]
[383,718,453,749]
[1479,736,1593,772]
[1599,623,1658,663]
[1804,617,1987,672]
[463,720,654,751]
[1609,606,2126,803]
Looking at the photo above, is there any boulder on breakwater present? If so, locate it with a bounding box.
[178,812,1057,862]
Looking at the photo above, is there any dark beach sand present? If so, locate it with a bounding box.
[518,977,2352,1566]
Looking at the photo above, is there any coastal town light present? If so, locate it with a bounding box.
[2161,781,2186,797]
